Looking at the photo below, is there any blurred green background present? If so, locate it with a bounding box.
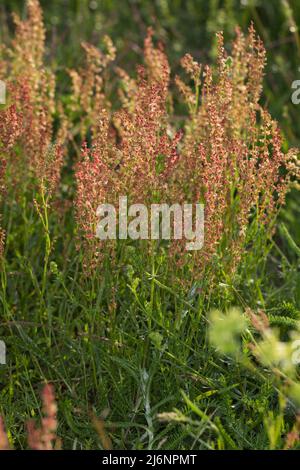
[1,0,300,144]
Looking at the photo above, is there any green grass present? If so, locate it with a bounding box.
[1,0,300,450]
[0,186,300,450]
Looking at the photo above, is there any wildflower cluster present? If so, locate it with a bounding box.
[75,29,183,266]
[172,26,293,275]
[68,36,116,140]
[0,0,298,282]
[0,97,23,257]
[0,384,59,450]
[0,0,66,195]
[75,26,297,279]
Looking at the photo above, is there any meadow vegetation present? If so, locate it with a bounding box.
[1,0,300,450]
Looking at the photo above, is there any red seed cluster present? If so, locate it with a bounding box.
[27,384,58,451]
[0,0,66,195]
[75,26,295,278]
[0,384,58,451]
[0,1,298,279]
[75,30,183,266]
